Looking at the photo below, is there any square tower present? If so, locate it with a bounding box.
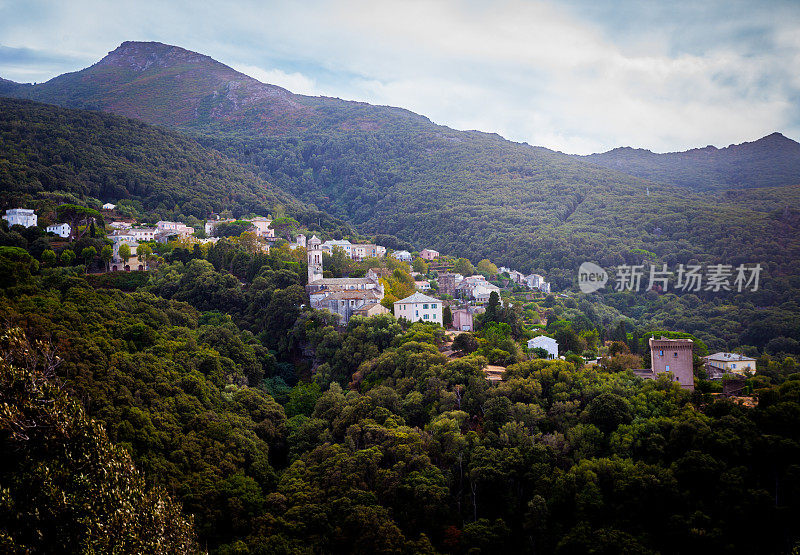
[649,337,694,391]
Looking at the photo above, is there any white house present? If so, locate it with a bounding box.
[250,217,274,238]
[102,203,116,210]
[110,234,139,263]
[204,218,235,236]
[393,292,443,324]
[702,352,757,378]
[527,336,559,359]
[129,227,157,241]
[46,223,71,238]
[156,221,194,240]
[392,250,412,262]
[321,239,353,257]
[472,284,501,303]
[414,280,431,291]
[3,208,37,228]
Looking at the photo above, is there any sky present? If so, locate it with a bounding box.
[0,0,798,154]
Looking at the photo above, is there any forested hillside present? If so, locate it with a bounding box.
[583,132,800,190]
[0,97,349,233]
[2,238,799,553]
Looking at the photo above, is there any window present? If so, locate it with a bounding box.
[432,304,437,308]
[731,363,736,369]
[659,350,664,356]
[665,365,670,372]
[423,304,429,309]
[423,314,429,320]
[673,352,678,357]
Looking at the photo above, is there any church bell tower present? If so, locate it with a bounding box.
[307,235,323,283]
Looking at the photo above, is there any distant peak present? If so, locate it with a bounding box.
[754,132,793,145]
[99,41,219,72]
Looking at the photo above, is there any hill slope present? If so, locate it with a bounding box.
[0,97,347,232]
[582,133,800,190]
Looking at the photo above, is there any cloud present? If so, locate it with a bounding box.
[232,64,320,96]
[0,0,798,153]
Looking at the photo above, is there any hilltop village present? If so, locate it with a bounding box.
[2,204,761,395]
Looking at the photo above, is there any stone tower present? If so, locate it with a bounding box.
[649,336,694,391]
[307,235,323,284]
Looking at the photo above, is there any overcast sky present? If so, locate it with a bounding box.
[1,0,798,154]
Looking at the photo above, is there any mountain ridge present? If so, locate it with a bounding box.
[582,132,800,190]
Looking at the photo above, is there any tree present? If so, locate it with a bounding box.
[587,392,631,434]
[452,332,479,354]
[443,305,453,329]
[453,257,475,276]
[237,231,260,256]
[41,249,56,266]
[0,326,199,553]
[269,216,299,239]
[60,249,75,265]
[485,291,501,322]
[118,243,131,265]
[56,204,102,239]
[81,246,96,271]
[100,245,113,270]
[412,257,429,274]
[477,259,498,277]
[137,243,153,270]
[531,347,549,359]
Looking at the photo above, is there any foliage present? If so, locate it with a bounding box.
[0,326,199,553]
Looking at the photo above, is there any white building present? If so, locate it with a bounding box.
[524,273,551,292]
[392,250,412,262]
[394,292,443,324]
[472,284,501,303]
[129,227,157,241]
[204,218,235,236]
[316,289,384,325]
[156,221,194,241]
[3,208,37,228]
[527,336,559,359]
[414,280,431,291]
[110,234,139,262]
[321,239,353,257]
[456,275,500,301]
[46,223,71,238]
[109,221,132,230]
[250,217,274,238]
[702,352,757,378]
[102,203,116,210]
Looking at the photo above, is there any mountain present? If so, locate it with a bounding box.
[582,133,800,190]
[0,96,347,233]
[2,42,799,283]
[0,41,432,135]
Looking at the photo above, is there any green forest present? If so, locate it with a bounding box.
[2,228,800,554]
[0,98,351,236]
